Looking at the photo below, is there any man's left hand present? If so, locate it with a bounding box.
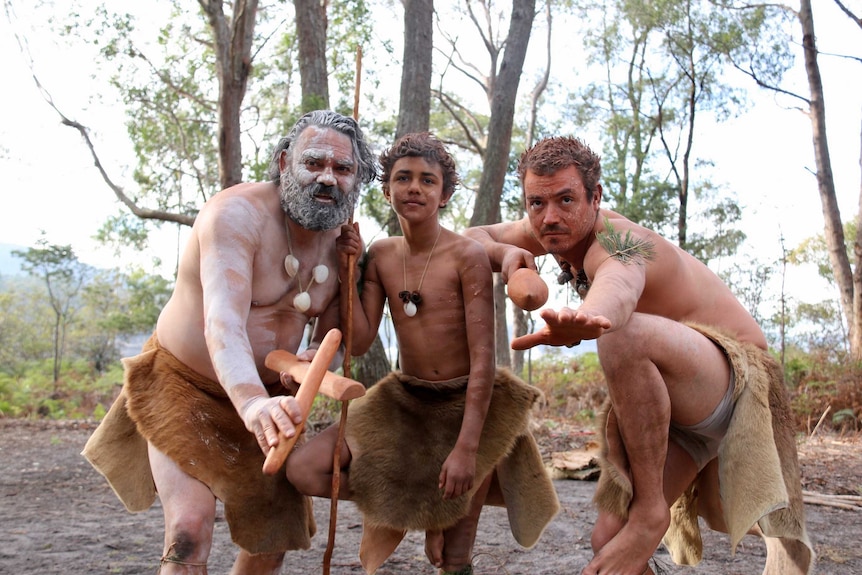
[511,307,611,350]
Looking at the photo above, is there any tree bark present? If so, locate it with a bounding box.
[199,0,259,189]
[852,117,862,358]
[468,0,536,228]
[295,0,330,112]
[799,0,857,356]
[494,275,511,368]
[395,0,433,138]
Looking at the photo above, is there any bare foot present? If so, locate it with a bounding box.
[582,505,668,575]
[425,529,444,568]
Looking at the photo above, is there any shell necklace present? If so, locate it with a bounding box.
[399,227,441,317]
[284,222,330,313]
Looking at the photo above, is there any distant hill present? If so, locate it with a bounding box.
[0,243,25,277]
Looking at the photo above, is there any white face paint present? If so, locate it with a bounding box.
[280,127,359,231]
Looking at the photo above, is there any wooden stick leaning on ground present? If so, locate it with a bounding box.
[323,44,365,575]
[260,328,354,476]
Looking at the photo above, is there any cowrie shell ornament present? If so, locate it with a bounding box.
[313,264,329,284]
[284,254,299,277]
[293,292,311,313]
[404,301,417,317]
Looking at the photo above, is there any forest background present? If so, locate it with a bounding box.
[0,0,859,434]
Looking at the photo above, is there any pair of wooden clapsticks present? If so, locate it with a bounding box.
[261,328,365,475]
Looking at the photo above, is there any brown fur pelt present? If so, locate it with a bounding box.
[82,334,315,555]
[592,324,813,574]
[345,369,559,544]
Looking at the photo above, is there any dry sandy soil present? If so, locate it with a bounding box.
[1,418,860,574]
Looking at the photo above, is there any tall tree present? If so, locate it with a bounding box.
[396,0,433,137]
[571,0,762,253]
[729,0,862,358]
[12,236,90,386]
[467,0,536,227]
[798,0,858,357]
[294,0,330,111]
[199,0,259,189]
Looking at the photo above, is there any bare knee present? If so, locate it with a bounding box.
[162,526,212,565]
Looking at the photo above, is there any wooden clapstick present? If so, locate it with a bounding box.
[261,329,355,475]
[264,351,366,402]
[506,268,549,311]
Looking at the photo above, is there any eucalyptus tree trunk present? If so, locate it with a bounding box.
[396,0,433,138]
[798,0,859,357]
[465,0,535,368]
[295,0,330,111]
[199,0,259,189]
[854,121,862,359]
[468,0,536,228]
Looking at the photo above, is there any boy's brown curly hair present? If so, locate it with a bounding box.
[379,132,461,201]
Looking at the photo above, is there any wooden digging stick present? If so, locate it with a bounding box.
[261,328,343,476]
[322,43,364,575]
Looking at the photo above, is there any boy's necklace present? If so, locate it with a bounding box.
[284,221,330,313]
[399,227,441,317]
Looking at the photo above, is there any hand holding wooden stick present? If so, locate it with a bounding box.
[261,328,348,475]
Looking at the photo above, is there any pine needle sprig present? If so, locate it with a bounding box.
[595,218,656,265]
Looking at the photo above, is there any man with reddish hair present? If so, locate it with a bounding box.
[465,136,813,575]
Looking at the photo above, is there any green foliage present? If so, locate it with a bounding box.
[787,219,858,286]
[2,244,169,378]
[786,357,862,434]
[526,350,607,424]
[596,217,657,264]
[0,359,124,420]
[686,194,746,265]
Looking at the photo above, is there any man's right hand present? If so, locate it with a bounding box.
[240,395,304,454]
[500,248,537,283]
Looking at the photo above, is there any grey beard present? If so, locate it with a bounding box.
[279,171,356,231]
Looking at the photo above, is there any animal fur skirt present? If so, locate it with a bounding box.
[593,323,814,574]
[345,369,560,545]
[82,334,315,555]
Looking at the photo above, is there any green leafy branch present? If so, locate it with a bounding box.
[595,218,656,265]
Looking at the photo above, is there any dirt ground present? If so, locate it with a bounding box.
[1,418,860,575]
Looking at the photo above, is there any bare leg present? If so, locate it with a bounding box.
[436,473,494,572]
[584,314,731,575]
[285,424,353,499]
[149,444,215,574]
[425,529,445,569]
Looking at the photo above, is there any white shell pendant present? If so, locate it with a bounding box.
[403,301,418,317]
[284,254,300,277]
[293,291,311,313]
[312,264,329,284]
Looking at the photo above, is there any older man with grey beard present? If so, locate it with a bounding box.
[83,110,377,575]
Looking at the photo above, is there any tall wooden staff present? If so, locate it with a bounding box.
[323,45,363,575]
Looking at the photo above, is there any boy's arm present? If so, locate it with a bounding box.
[439,241,496,499]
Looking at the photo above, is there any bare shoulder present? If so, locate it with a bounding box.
[198,182,274,225]
[366,236,401,259]
[451,229,491,260]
